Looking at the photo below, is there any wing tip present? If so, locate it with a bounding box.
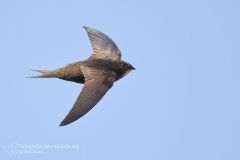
[59,123,64,127]
[83,26,99,34]
[83,26,92,31]
[59,116,77,127]
[59,121,68,127]
[59,117,72,127]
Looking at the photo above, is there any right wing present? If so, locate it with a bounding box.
[84,26,122,61]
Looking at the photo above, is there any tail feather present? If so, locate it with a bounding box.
[29,70,54,78]
[32,70,51,74]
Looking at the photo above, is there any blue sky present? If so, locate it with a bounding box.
[1,0,240,159]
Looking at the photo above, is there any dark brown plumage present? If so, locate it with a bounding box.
[31,26,135,126]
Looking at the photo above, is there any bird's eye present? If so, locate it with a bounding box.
[121,63,126,67]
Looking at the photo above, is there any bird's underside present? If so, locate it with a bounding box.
[31,61,85,83]
[30,26,135,126]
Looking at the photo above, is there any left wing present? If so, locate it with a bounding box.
[60,66,116,126]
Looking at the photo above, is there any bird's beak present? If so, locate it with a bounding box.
[131,66,136,70]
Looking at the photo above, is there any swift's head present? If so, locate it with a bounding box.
[120,61,135,71]
[115,61,135,80]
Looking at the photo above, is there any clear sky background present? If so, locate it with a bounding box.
[1,0,240,159]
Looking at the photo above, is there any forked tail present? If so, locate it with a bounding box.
[29,70,55,78]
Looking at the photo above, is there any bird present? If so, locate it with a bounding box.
[30,26,135,126]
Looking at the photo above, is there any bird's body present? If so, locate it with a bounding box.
[33,59,131,83]
[31,26,135,126]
